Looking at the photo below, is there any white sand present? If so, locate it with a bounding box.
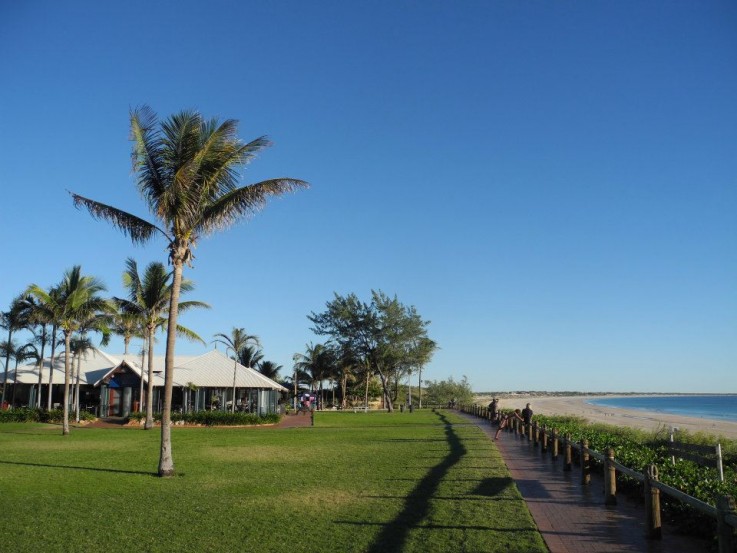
[487,395,737,440]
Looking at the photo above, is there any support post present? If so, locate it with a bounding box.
[541,425,548,453]
[581,439,590,485]
[533,422,539,447]
[644,464,662,540]
[527,422,532,442]
[564,433,572,471]
[552,428,559,460]
[716,495,737,553]
[604,447,617,505]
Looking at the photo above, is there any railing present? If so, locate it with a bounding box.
[460,404,737,552]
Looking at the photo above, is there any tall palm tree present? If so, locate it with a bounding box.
[27,266,111,435]
[1,295,30,406]
[116,258,208,429]
[213,328,260,413]
[258,360,282,381]
[111,309,141,355]
[24,296,54,408]
[293,343,335,407]
[71,106,307,476]
[237,344,264,369]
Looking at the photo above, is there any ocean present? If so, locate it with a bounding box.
[587,395,737,423]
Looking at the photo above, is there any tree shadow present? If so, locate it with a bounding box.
[0,459,157,476]
[362,411,467,553]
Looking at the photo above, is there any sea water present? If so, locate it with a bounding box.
[587,395,737,423]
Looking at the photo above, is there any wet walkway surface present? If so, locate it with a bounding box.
[460,413,711,553]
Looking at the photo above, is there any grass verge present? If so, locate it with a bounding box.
[0,410,544,553]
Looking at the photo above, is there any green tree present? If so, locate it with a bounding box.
[116,258,207,429]
[309,290,436,412]
[293,343,335,406]
[258,360,282,381]
[213,328,260,413]
[1,295,30,406]
[71,106,307,475]
[237,344,264,369]
[423,376,474,407]
[27,266,111,435]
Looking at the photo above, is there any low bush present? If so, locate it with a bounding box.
[0,408,95,423]
[125,410,280,426]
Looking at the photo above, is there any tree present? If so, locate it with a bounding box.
[309,290,436,412]
[24,296,55,408]
[116,258,207,428]
[27,266,111,435]
[293,342,335,407]
[237,345,264,369]
[423,376,473,407]
[213,328,260,413]
[70,106,307,475]
[1,295,30,406]
[258,360,282,381]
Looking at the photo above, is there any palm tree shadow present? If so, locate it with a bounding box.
[0,459,157,476]
[363,411,467,553]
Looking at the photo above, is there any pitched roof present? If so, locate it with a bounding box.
[8,348,286,391]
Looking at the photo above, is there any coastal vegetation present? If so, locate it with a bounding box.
[0,410,545,553]
[532,413,737,538]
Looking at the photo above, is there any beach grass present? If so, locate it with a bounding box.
[0,410,545,553]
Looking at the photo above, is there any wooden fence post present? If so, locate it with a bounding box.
[541,425,548,453]
[644,464,661,540]
[717,495,737,553]
[564,433,572,471]
[527,422,532,442]
[581,439,590,485]
[533,422,539,447]
[552,428,559,460]
[604,447,617,505]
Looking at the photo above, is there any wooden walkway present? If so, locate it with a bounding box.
[461,413,711,553]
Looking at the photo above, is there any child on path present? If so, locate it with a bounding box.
[494,409,524,440]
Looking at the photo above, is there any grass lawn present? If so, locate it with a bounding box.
[0,410,545,553]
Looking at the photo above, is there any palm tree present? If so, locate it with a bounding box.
[27,266,110,435]
[24,296,54,408]
[213,328,260,413]
[116,258,208,429]
[71,106,307,476]
[1,295,30,407]
[293,343,335,408]
[258,360,282,381]
[237,344,264,369]
[111,309,141,355]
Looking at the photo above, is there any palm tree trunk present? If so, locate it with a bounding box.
[145,327,155,430]
[11,357,20,406]
[158,256,183,476]
[139,337,145,414]
[47,329,57,411]
[1,328,11,406]
[62,331,71,436]
[232,358,237,413]
[36,333,46,408]
[74,352,82,423]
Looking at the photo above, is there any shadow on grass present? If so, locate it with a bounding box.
[0,459,157,476]
[362,411,468,553]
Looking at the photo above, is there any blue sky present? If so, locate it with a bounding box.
[1,1,735,392]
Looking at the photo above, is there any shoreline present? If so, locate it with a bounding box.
[489,395,737,440]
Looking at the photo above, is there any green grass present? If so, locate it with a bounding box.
[0,411,545,553]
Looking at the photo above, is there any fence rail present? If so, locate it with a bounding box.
[460,404,737,551]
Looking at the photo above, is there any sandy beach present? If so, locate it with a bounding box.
[486,395,737,440]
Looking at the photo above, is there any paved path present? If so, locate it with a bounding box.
[461,413,710,553]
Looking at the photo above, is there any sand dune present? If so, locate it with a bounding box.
[488,395,737,440]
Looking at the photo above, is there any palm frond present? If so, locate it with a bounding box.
[175,324,205,345]
[197,179,309,235]
[70,193,167,245]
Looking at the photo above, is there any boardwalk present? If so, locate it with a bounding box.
[462,414,710,553]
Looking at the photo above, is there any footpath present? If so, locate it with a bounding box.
[461,413,711,553]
